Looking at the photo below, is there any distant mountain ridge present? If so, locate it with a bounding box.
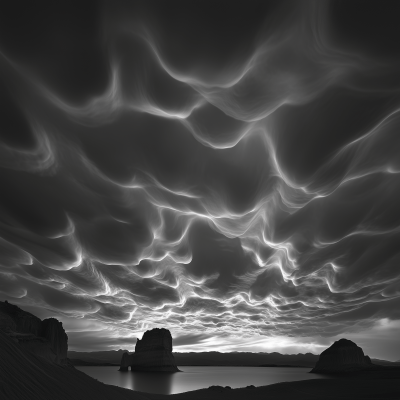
[68,349,400,368]
[69,350,319,367]
[174,351,318,367]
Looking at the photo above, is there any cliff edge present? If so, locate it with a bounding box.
[0,300,68,364]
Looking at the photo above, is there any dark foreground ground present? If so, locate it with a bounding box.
[147,377,400,400]
[1,330,400,400]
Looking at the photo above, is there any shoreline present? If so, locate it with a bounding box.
[74,363,400,399]
[104,376,400,400]
[74,362,311,368]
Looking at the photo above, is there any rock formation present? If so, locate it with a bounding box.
[0,300,42,335]
[0,300,68,364]
[41,318,69,363]
[311,338,374,373]
[0,328,154,400]
[119,351,132,371]
[119,328,179,372]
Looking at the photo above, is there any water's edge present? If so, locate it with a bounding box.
[76,366,332,395]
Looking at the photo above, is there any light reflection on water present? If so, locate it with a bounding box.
[76,366,333,395]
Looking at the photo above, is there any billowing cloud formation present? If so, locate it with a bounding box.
[1,0,400,358]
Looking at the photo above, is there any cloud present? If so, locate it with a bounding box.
[0,1,400,358]
[173,333,211,348]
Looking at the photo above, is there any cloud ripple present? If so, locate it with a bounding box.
[1,0,400,353]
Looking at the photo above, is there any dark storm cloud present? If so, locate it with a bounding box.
[1,0,400,354]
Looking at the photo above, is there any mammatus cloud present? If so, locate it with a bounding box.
[1,0,400,359]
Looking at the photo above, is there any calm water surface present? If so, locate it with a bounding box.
[76,366,333,394]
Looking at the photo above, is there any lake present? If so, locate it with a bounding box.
[76,366,333,394]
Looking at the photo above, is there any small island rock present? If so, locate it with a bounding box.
[119,328,179,372]
[311,338,373,373]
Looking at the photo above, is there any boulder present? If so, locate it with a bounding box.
[311,338,374,373]
[119,328,179,372]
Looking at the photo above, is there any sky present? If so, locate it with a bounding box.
[1,0,400,361]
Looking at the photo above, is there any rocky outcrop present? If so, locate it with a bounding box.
[119,351,132,371]
[119,328,179,372]
[41,318,69,363]
[0,300,42,335]
[0,300,68,365]
[311,338,374,373]
[0,329,152,400]
[135,328,173,353]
